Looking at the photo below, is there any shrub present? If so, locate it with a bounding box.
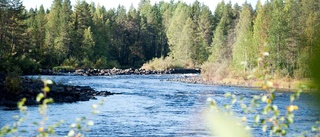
[201,61,231,81]
[52,66,74,72]
[18,56,40,74]
[141,57,184,70]
[107,60,120,69]
[4,67,22,94]
[80,58,94,69]
[94,56,108,69]
[63,57,80,68]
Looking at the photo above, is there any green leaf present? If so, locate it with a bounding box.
[91,104,98,109]
[274,110,280,116]
[43,79,53,85]
[43,98,54,104]
[87,120,94,126]
[262,125,268,132]
[92,110,100,114]
[231,98,237,104]
[240,104,247,109]
[287,117,294,124]
[18,98,26,108]
[68,130,75,137]
[225,93,232,98]
[254,115,260,123]
[42,86,50,92]
[36,93,44,102]
[261,95,267,102]
[272,105,278,111]
[290,94,295,102]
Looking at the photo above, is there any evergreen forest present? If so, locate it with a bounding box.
[0,0,319,80]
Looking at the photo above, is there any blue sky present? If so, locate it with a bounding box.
[23,0,265,12]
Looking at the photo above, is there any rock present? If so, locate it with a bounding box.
[0,77,117,108]
[71,68,200,76]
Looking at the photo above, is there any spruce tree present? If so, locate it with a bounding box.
[232,3,254,72]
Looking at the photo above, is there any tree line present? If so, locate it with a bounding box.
[0,0,319,79]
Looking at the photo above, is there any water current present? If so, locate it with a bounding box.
[0,74,319,136]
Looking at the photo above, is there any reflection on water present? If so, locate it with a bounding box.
[0,74,319,136]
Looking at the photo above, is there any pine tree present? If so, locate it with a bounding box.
[283,0,300,77]
[36,5,47,61]
[296,0,320,78]
[208,2,234,63]
[267,0,288,76]
[252,0,269,69]
[82,26,95,60]
[70,0,93,59]
[0,0,29,72]
[125,7,144,66]
[232,3,254,72]
[58,0,72,59]
[44,0,63,66]
[166,3,191,66]
[92,4,110,64]
[195,5,213,64]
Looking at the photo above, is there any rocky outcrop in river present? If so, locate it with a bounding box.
[0,75,115,107]
[41,68,201,76]
[74,68,200,76]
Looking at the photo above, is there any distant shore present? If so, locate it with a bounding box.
[170,75,314,92]
[38,68,201,76]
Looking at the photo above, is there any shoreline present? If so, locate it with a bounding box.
[30,71,314,92]
[37,68,201,76]
[169,75,314,92]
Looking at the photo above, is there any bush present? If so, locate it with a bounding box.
[80,58,94,69]
[52,66,74,72]
[141,57,184,70]
[5,67,22,94]
[63,57,80,68]
[18,56,40,74]
[94,57,108,69]
[201,61,231,81]
[107,60,120,69]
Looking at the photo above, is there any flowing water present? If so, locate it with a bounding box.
[0,74,319,136]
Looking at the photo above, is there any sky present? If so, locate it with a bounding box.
[23,0,265,12]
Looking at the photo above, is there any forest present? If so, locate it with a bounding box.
[0,0,319,80]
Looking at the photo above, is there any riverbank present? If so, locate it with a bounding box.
[39,68,201,76]
[0,75,115,107]
[170,75,314,92]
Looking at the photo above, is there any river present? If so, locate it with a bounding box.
[0,74,319,136]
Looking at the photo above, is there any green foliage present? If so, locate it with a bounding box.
[232,3,255,72]
[94,56,108,69]
[1,0,320,77]
[18,56,41,74]
[80,58,94,69]
[52,66,74,72]
[141,57,183,70]
[5,67,22,94]
[63,57,80,68]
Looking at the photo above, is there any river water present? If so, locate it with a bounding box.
[0,74,319,136]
